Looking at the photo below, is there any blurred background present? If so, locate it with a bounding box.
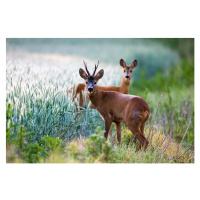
[6,38,194,78]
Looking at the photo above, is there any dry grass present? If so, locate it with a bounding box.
[40,126,194,163]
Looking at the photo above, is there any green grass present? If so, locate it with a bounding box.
[7,125,194,163]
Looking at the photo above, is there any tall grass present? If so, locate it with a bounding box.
[6,60,107,143]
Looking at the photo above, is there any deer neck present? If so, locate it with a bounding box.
[87,86,103,108]
[119,78,130,94]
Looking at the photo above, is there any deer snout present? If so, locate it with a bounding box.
[88,87,94,93]
[125,75,129,79]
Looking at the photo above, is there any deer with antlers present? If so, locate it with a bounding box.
[70,59,137,109]
[79,60,150,151]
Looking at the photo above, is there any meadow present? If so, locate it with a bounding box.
[6,38,194,163]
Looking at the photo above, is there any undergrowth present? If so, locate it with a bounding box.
[7,123,194,163]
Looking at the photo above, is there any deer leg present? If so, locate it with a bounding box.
[76,91,83,110]
[104,116,112,140]
[115,122,122,146]
[140,123,145,135]
[140,111,149,135]
[140,115,148,135]
[127,124,149,151]
[130,122,146,147]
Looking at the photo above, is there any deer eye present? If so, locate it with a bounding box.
[130,70,132,73]
[86,81,88,84]
[94,81,97,84]
[124,70,125,72]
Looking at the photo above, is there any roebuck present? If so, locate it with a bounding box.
[79,60,150,151]
[71,59,137,109]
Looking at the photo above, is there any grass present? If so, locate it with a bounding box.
[7,125,194,163]
[6,39,194,163]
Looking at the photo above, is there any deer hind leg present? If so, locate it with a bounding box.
[73,92,83,120]
[139,112,150,148]
[130,122,145,148]
[140,112,149,135]
[115,122,122,146]
[127,123,149,151]
[140,123,145,135]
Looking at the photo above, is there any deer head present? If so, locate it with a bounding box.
[120,59,137,82]
[79,60,104,93]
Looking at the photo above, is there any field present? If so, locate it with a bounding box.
[6,38,194,163]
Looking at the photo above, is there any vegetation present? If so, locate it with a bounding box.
[130,59,194,147]
[6,38,194,163]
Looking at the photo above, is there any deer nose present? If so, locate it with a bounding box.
[88,88,93,93]
[125,76,129,79]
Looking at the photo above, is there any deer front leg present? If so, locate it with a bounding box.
[103,116,112,140]
[115,122,122,146]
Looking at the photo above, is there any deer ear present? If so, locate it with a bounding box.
[95,69,104,81]
[131,60,137,68]
[79,68,88,80]
[120,59,126,67]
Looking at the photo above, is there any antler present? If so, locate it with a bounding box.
[93,59,99,76]
[83,60,90,76]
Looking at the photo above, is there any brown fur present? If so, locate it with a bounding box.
[79,61,150,151]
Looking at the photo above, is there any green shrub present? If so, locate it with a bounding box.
[85,127,114,163]
[131,59,194,93]
[24,142,44,163]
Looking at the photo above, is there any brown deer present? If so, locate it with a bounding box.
[70,59,137,109]
[79,60,150,151]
